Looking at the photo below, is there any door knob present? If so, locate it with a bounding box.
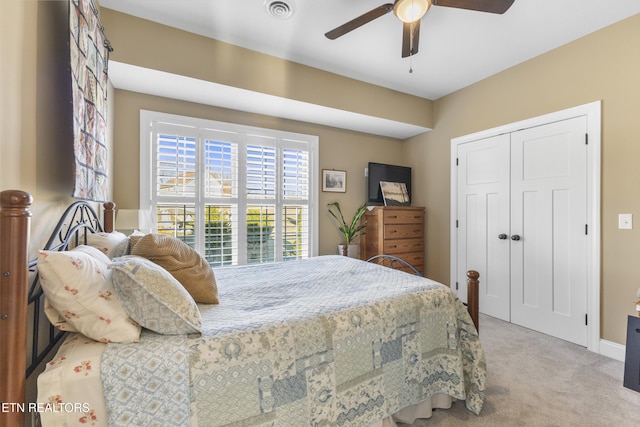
[498,234,508,240]
[511,235,521,241]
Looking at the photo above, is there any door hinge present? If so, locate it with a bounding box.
[456,281,459,290]
[585,224,588,235]
[585,314,588,325]
[456,158,459,166]
[456,220,459,228]
[585,133,588,145]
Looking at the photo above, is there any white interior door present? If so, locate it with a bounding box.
[456,134,511,320]
[510,116,588,346]
[455,116,589,346]
[451,102,600,351]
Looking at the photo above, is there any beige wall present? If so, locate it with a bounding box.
[406,14,640,345]
[102,8,416,257]
[1,0,36,194]
[0,0,119,403]
[0,2,407,263]
[1,0,116,254]
[4,1,638,348]
[112,90,405,257]
[100,8,433,130]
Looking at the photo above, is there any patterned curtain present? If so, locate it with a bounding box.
[69,0,112,202]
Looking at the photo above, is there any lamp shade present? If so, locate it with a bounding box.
[117,209,154,233]
[394,0,431,23]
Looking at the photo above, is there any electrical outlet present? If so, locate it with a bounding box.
[619,214,632,230]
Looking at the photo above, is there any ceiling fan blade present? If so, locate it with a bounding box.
[433,0,515,14]
[325,3,394,40]
[401,20,420,58]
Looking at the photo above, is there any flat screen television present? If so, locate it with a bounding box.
[367,162,412,205]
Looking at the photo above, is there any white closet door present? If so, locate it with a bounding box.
[510,116,588,346]
[456,134,511,320]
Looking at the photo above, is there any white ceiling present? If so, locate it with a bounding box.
[101,0,640,137]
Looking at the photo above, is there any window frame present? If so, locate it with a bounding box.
[140,110,319,265]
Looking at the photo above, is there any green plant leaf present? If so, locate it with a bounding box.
[327,202,367,245]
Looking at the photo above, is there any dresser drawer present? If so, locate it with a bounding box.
[383,209,424,225]
[384,223,424,240]
[383,238,423,254]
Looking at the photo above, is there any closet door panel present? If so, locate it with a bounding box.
[456,134,510,319]
[510,116,588,346]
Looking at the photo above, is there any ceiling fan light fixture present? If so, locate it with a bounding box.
[394,0,431,23]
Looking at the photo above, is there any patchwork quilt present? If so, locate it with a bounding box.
[102,255,486,426]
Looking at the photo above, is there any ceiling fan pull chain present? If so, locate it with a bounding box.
[409,54,413,73]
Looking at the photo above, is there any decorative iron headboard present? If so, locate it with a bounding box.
[0,190,114,427]
[26,200,114,377]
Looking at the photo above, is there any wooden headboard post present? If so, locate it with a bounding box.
[0,190,32,426]
[103,201,115,233]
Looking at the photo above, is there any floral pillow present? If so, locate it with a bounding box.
[85,231,128,258]
[37,245,141,343]
[109,255,202,335]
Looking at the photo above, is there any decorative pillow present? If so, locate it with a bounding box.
[112,237,131,258]
[129,233,219,304]
[109,255,202,335]
[85,231,128,258]
[37,245,141,343]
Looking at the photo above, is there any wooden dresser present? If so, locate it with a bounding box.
[360,206,425,275]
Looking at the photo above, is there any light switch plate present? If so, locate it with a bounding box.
[619,214,633,230]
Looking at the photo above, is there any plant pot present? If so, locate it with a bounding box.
[337,244,359,259]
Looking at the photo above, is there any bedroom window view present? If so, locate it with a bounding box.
[144,112,315,266]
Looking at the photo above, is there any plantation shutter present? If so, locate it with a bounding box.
[143,111,317,266]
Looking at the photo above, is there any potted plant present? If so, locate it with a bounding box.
[327,201,367,257]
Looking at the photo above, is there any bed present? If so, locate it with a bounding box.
[0,189,483,427]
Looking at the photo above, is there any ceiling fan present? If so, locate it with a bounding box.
[325,0,515,58]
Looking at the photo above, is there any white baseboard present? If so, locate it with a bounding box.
[599,339,626,362]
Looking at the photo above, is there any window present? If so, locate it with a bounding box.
[140,111,318,266]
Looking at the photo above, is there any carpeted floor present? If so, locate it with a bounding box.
[401,314,640,426]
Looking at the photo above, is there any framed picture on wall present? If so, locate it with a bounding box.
[322,170,346,192]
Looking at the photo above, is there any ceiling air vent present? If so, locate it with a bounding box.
[265,0,294,20]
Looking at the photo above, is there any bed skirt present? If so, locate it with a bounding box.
[372,394,454,427]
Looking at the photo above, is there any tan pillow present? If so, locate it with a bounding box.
[129,234,219,304]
